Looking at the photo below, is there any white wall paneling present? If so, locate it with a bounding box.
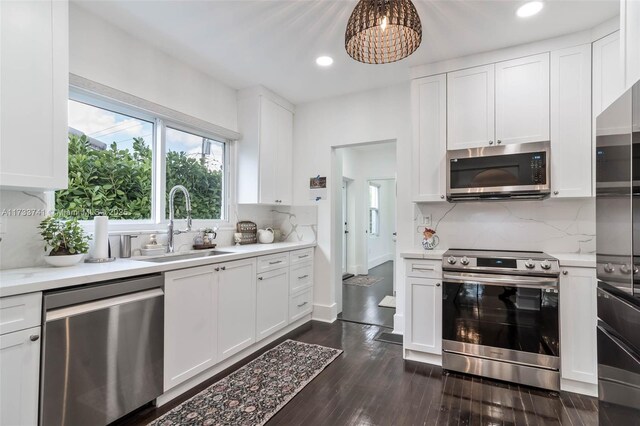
[550,44,593,198]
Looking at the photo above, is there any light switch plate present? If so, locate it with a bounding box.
[422,214,432,227]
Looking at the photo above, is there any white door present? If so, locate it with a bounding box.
[0,326,41,426]
[550,45,592,198]
[256,268,290,340]
[560,267,598,386]
[593,31,626,116]
[447,64,495,149]
[218,258,257,360]
[164,265,218,391]
[495,53,550,145]
[342,180,348,274]
[405,277,442,355]
[412,74,447,201]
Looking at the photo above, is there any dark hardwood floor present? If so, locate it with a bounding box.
[338,260,395,328]
[120,320,598,426]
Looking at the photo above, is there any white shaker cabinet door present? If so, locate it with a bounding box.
[0,0,69,191]
[412,74,447,202]
[550,45,592,198]
[495,53,550,145]
[164,266,218,391]
[593,31,626,117]
[447,64,495,150]
[404,277,442,355]
[0,326,41,426]
[218,258,257,361]
[256,268,290,341]
[560,268,598,387]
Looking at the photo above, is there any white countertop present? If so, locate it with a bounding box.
[401,249,596,268]
[0,242,316,298]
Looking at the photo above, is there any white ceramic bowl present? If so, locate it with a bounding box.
[44,253,85,267]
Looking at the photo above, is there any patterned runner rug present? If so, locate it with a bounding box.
[343,275,383,287]
[148,340,342,426]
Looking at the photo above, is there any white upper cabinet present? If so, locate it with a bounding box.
[550,45,592,198]
[0,0,68,191]
[447,64,495,150]
[593,31,626,117]
[237,88,294,205]
[411,74,447,202]
[495,53,550,145]
[621,0,640,88]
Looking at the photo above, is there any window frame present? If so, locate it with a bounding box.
[368,183,380,237]
[64,89,232,232]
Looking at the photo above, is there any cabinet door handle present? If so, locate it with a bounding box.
[214,267,220,272]
[30,335,40,342]
[221,266,226,271]
[258,277,264,280]
[269,261,282,265]
[297,301,308,307]
[436,283,441,287]
[553,191,559,195]
[298,275,309,280]
[298,254,309,259]
[489,140,494,145]
[497,140,502,144]
[440,195,445,199]
[413,267,435,272]
[562,270,568,275]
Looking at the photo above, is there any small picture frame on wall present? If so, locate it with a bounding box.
[309,176,327,201]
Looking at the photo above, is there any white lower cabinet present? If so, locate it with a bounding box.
[289,288,313,322]
[0,326,41,426]
[218,258,257,360]
[405,276,442,355]
[256,267,290,341]
[164,265,218,391]
[560,267,598,391]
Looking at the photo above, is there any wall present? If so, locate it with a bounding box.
[69,4,238,132]
[292,84,413,331]
[340,143,397,274]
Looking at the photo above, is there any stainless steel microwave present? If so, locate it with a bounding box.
[446,141,551,201]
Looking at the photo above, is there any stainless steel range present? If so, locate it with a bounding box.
[441,249,561,391]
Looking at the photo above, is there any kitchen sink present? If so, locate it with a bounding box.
[137,250,233,263]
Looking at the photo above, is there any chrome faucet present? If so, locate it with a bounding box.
[167,185,192,253]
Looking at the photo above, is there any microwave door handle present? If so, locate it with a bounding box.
[442,273,558,289]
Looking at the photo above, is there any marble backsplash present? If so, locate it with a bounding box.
[414,198,596,254]
[0,189,317,270]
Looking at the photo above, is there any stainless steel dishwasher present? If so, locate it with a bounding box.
[40,274,164,426]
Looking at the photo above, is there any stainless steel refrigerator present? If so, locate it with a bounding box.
[595,80,640,424]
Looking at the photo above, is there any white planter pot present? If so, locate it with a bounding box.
[44,253,85,267]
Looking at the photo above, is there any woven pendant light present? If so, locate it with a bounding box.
[345,0,422,64]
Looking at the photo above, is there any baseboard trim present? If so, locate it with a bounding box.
[561,378,598,397]
[393,314,404,335]
[368,253,394,270]
[404,348,442,366]
[156,315,312,407]
[312,302,337,323]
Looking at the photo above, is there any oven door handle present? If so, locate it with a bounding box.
[443,272,558,289]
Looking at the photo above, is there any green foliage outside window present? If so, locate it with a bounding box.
[56,134,223,220]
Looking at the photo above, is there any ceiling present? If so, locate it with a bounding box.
[73,0,619,105]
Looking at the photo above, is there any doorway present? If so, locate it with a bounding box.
[336,141,397,328]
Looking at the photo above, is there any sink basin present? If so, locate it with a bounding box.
[137,250,232,263]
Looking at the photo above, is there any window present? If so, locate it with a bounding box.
[56,95,228,223]
[369,183,380,236]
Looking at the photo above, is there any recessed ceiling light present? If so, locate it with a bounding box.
[517,1,544,18]
[316,56,334,67]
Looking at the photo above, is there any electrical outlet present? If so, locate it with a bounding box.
[422,214,432,227]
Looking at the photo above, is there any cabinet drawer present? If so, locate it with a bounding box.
[290,248,313,265]
[257,252,289,273]
[0,293,41,335]
[405,259,442,279]
[290,262,313,294]
[289,289,312,322]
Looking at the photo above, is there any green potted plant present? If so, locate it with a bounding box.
[38,216,91,267]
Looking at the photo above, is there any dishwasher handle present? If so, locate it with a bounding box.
[46,288,164,322]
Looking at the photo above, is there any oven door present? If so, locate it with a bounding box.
[442,272,559,369]
[447,142,550,200]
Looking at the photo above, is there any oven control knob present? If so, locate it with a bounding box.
[460,256,470,266]
[540,260,552,270]
[447,256,457,265]
[524,259,536,269]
